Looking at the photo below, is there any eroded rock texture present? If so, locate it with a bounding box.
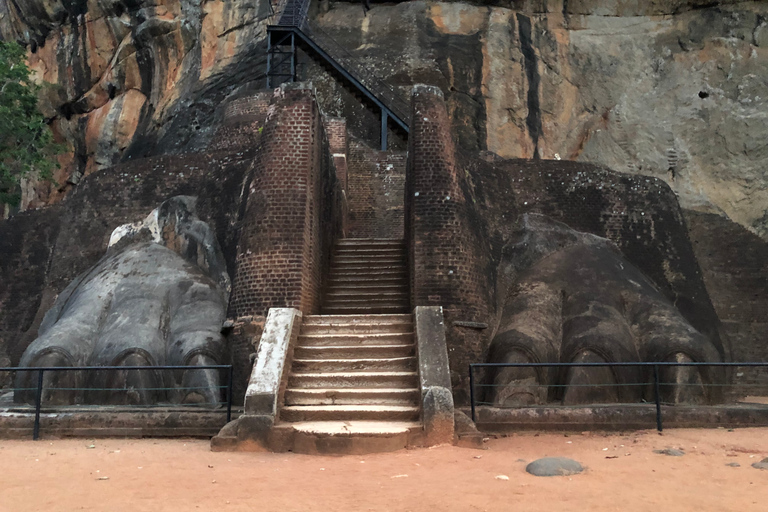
[15,196,230,405]
[486,214,723,406]
[4,0,766,243]
[0,0,272,207]
[311,0,768,239]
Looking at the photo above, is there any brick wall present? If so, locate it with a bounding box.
[347,138,406,239]
[208,92,273,152]
[406,85,495,402]
[324,117,348,191]
[228,83,344,319]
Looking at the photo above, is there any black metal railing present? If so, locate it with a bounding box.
[267,0,411,131]
[469,362,768,432]
[0,365,234,440]
[301,21,412,127]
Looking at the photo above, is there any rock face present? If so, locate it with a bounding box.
[0,0,272,207]
[3,0,766,244]
[15,196,231,405]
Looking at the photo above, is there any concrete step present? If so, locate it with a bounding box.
[293,344,415,359]
[288,371,418,389]
[292,356,416,373]
[284,388,420,406]
[297,332,414,346]
[281,405,420,422]
[323,306,411,315]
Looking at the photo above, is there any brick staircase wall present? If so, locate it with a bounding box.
[228,84,345,319]
[346,138,406,239]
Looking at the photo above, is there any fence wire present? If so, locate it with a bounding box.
[469,362,768,431]
[0,365,234,440]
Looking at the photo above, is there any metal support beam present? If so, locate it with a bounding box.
[268,26,409,134]
[266,34,272,88]
[290,32,296,82]
[380,109,388,151]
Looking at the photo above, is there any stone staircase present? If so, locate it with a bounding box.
[275,238,421,453]
[323,238,409,315]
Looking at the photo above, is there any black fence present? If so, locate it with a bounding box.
[0,365,234,440]
[469,362,768,432]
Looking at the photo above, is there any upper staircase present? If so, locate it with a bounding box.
[274,238,420,453]
[324,239,409,315]
[266,0,409,149]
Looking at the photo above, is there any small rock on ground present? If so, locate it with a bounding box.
[751,458,768,470]
[654,448,685,456]
[526,457,584,477]
[726,463,741,467]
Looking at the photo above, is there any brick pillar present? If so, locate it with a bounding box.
[229,84,323,318]
[407,85,486,310]
[406,85,493,404]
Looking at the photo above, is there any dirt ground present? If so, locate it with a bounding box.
[2,428,768,512]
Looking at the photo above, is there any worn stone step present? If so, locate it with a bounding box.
[325,291,408,299]
[334,253,405,260]
[288,371,418,389]
[324,296,408,304]
[302,314,412,325]
[325,283,407,292]
[293,344,415,359]
[281,405,421,422]
[328,269,407,276]
[336,239,404,247]
[275,420,421,455]
[323,306,411,315]
[284,388,420,406]
[334,248,405,256]
[297,332,414,346]
[330,263,406,271]
[292,356,416,373]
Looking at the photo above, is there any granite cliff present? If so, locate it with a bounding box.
[2,0,766,243]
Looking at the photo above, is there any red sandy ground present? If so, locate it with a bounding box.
[2,428,767,512]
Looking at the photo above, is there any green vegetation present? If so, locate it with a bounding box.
[0,40,62,207]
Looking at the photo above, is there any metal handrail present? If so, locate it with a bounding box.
[468,361,768,432]
[268,0,411,128]
[1,365,234,440]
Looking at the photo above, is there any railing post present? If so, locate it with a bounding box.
[33,369,44,441]
[266,31,273,89]
[380,109,388,151]
[653,364,663,432]
[290,32,296,82]
[226,365,234,423]
[469,364,476,423]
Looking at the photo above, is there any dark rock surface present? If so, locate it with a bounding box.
[15,197,230,406]
[525,457,584,476]
[751,457,768,470]
[485,214,723,406]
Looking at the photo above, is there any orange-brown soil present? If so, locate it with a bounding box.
[2,428,767,511]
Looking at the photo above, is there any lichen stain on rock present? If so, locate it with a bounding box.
[481,8,532,160]
[429,3,485,36]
